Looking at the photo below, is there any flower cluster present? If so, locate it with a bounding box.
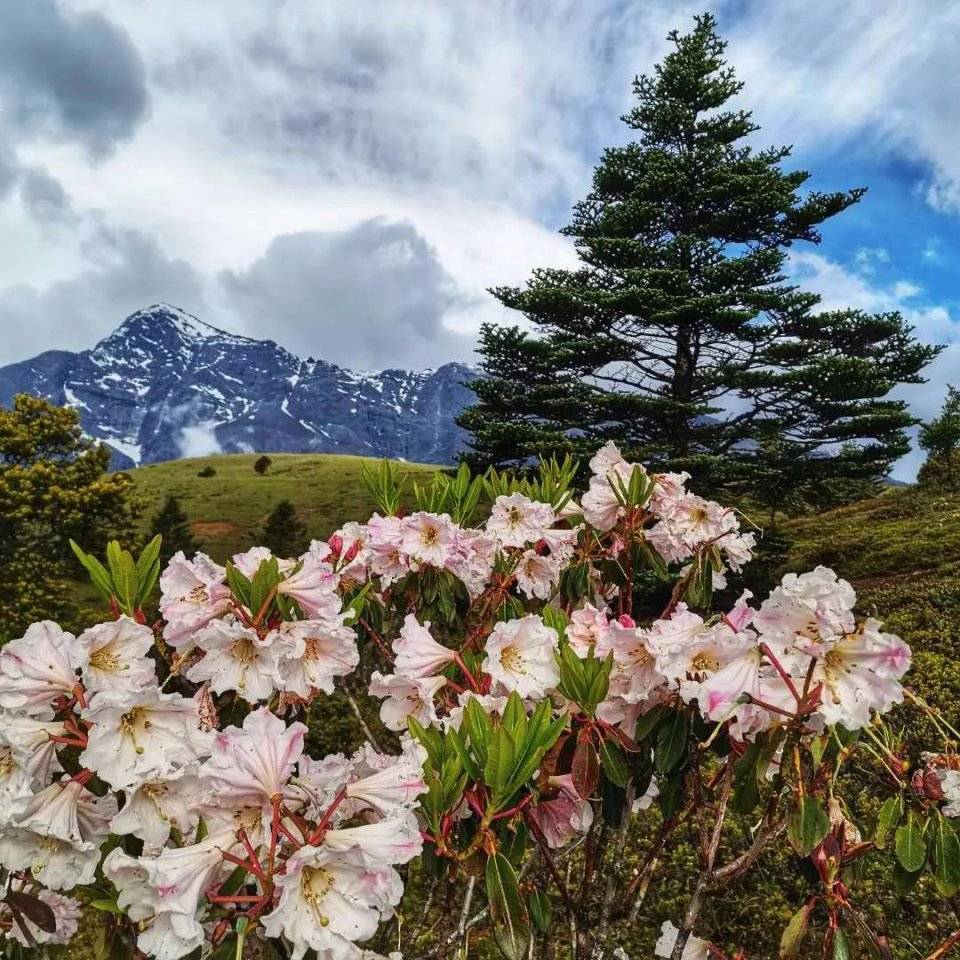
[0,445,944,960]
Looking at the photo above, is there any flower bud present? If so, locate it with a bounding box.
[327,534,344,559]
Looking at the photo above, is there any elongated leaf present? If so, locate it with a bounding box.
[874,796,903,850]
[833,928,852,960]
[136,535,162,583]
[571,735,599,798]
[895,812,927,873]
[485,852,530,960]
[5,890,57,932]
[115,549,139,614]
[930,812,960,896]
[600,739,631,788]
[528,889,553,933]
[779,901,814,959]
[655,709,688,775]
[485,726,517,798]
[69,539,115,601]
[786,796,829,858]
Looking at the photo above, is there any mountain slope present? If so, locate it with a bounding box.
[0,304,476,468]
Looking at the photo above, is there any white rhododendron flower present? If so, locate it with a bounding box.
[483,615,560,700]
[262,844,402,960]
[515,549,563,600]
[73,616,157,694]
[13,778,116,848]
[110,771,205,852]
[400,511,457,568]
[277,617,359,696]
[159,552,231,645]
[486,492,556,547]
[187,619,284,702]
[80,689,211,790]
[201,707,306,818]
[392,614,456,680]
[599,618,665,705]
[0,883,82,946]
[567,603,611,655]
[368,672,446,731]
[277,555,342,618]
[2,717,66,783]
[0,621,78,714]
[0,746,33,825]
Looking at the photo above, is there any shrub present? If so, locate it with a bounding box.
[1,448,956,960]
[197,465,217,478]
[254,454,273,475]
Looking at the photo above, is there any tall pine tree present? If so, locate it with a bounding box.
[460,14,939,495]
[261,500,308,559]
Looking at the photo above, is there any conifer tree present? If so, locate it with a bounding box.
[261,500,308,558]
[459,14,939,495]
[918,385,960,489]
[149,495,199,566]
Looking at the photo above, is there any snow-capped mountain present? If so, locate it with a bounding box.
[0,304,477,468]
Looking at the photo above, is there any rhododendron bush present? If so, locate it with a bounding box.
[0,444,957,959]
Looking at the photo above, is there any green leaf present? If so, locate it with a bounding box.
[69,539,115,602]
[114,549,139,614]
[634,703,666,743]
[528,889,553,933]
[88,899,125,916]
[786,795,830,858]
[930,811,960,896]
[224,561,252,608]
[779,901,814,960]
[832,928,852,960]
[600,739,631,788]
[874,796,903,850]
[485,726,517,797]
[655,709,688,775]
[895,812,927,873]
[485,852,530,960]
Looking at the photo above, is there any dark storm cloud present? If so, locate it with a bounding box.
[0,228,206,366]
[220,219,475,370]
[0,0,149,157]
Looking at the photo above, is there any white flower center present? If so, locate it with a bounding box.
[302,865,336,926]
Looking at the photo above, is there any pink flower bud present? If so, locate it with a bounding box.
[328,534,344,559]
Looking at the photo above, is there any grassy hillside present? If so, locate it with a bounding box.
[129,452,439,561]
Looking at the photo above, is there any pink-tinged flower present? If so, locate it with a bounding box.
[754,566,856,653]
[73,616,157,694]
[186,619,283,703]
[567,603,611,656]
[649,471,691,517]
[400,511,457,568]
[725,591,755,632]
[590,441,627,477]
[111,770,206,853]
[486,493,556,548]
[344,749,427,818]
[200,707,307,813]
[655,920,711,960]
[368,673,446,731]
[446,529,496,597]
[646,605,757,706]
[159,552,231,645]
[364,513,408,584]
[0,831,101,891]
[2,717,65,784]
[1,882,81,947]
[135,911,205,960]
[328,523,369,583]
[232,546,285,577]
[528,774,594,848]
[80,688,211,791]
[482,615,560,700]
[277,618,360,697]
[0,746,34,825]
[597,620,665,705]
[323,812,423,866]
[391,615,456,680]
[811,619,911,730]
[13,778,116,848]
[515,550,562,601]
[0,621,77,714]
[445,691,510,731]
[262,844,402,960]
[277,556,342,619]
[696,645,765,725]
[140,832,235,917]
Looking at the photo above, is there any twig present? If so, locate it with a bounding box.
[591,783,635,959]
[344,689,384,752]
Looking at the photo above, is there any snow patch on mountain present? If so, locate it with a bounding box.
[0,304,477,468]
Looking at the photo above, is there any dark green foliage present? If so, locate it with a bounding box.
[261,499,309,558]
[460,14,939,501]
[197,465,217,478]
[254,454,273,475]
[0,395,142,640]
[918,386,960,490]
[148,495,199,565]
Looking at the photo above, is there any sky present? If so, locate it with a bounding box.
[0,1,958,479]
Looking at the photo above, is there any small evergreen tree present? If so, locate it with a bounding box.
[261,500,308,558]
[254,455,272,475]
[918,385,960,489]
[460,14,940,499]
[0,395,142,638]
[149,495,199,565]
